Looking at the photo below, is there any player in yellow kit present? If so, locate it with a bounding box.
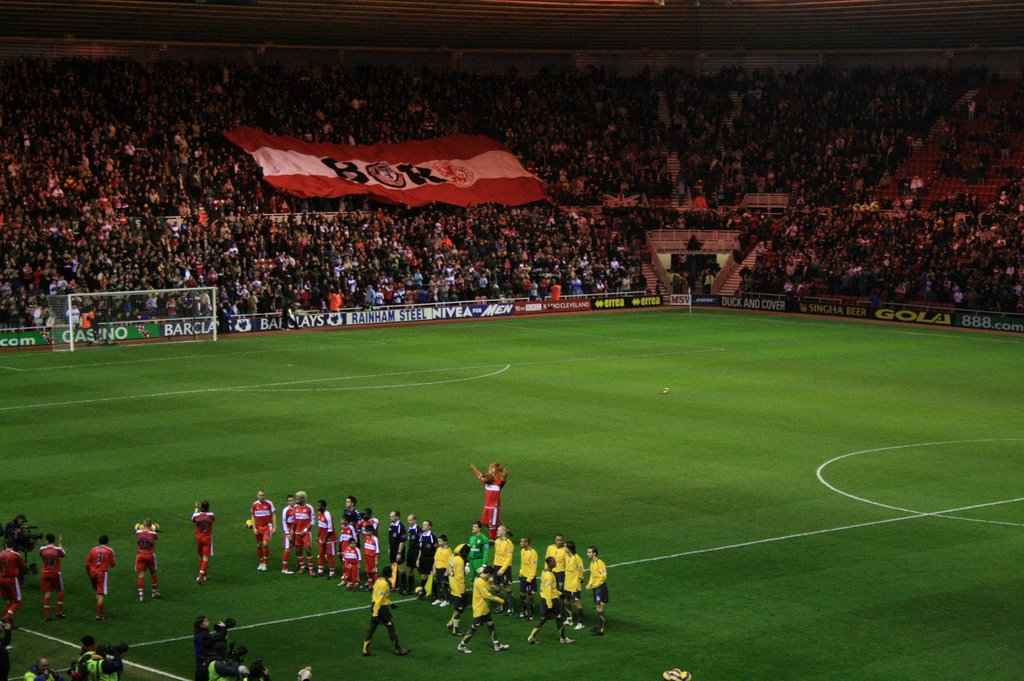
[490,525,515,615]
[445,544,471,636]
[562,541,586,630]
[586,545,608,636]
[361,566,410,657]
[544,533,567,591]
[430,535,453,607]
[517,536,538,620]
[456,566,510,654]
[527,557,574,645]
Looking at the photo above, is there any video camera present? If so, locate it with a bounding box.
[102,643,130,658]
[16,525,44,552]
[225,643,248,663]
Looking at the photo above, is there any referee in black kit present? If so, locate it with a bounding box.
[387,511,406,591]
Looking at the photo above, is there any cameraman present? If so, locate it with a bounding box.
[84,644,126,681]
[4,516,27,548]
[193,616,232,681]
[24,658,64,681]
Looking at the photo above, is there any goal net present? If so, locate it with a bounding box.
[46,287,217,351]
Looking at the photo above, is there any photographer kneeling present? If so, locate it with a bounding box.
[207,642,269,681]
[85,644,127,681]
[24,658,64,681]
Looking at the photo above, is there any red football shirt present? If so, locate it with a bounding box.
[290,504,315,534]
[86,545,116,574]
[0,548,26,578]
[251,500,276,528]
[38,545,66,575]
[192,511,216,538]
[136,529,158,556]
[480,476,506,507]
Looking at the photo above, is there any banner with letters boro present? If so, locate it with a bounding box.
[592,295,663,311]
[224,127,547,207]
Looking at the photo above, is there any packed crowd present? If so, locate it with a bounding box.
[667,67,986,209]
[735,196,1024,312]
[1,57,1022,324]
[0,204,647,329]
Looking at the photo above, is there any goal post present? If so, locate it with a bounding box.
[46,287,218,351]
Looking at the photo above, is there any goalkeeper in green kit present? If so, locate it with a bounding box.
[467,522,487,577]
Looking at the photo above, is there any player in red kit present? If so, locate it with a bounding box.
[85,536,115,620]
[38,534,66,620]
[134,518,160,601]
[250,490,276,572]
[470,462,508,540]
[362,528,380,591]
[315,500,337,578]
[290,492,315,576]
[339,538,362,590]
[192,501,215,584]
[0,540,26,624]
[280,493,296,574]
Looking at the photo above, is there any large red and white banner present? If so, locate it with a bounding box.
[224,127,547,207]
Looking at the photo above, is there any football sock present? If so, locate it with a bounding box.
[56,595,63,614]
[529,626,541,638]
[199,559,208,576]
[597,614,605,631]
[397,573,406,591]
[281,550,291,569]
[43,595,51,618]
[138,576,145,591]
[96,602,104,617]
[575,607,584,624]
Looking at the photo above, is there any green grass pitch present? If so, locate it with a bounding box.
[2,309,1022,681]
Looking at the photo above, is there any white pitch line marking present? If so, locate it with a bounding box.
[817,438,1024,527]
[606,495,1024,570]
[235,364,512,392]
[21,627,189,681]
[0,347,724,413]
[0,365,24,372]
[131,597,419,648]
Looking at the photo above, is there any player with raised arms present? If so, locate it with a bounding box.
[470,462,508,543]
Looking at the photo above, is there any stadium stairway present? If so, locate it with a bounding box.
[714,248,759,296]
[641,261,660,294]
[719,91,743,155]
[658,91,685,207]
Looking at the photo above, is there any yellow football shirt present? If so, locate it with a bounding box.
[564,552,583,592]
[545,544,567,573]
[518,547,538,581]
[448,555,467,596]
[492,538,513,574]
[587,557,607,589]
[434,545,453,571]
[471,575,504,617]
[370,576,392,616]
[539,568,561,606]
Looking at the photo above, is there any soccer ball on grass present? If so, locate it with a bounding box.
[662,671,692,681]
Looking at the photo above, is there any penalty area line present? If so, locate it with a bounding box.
[130,597,419,648]
[607,495,1024,570]
[21,627,189,681]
